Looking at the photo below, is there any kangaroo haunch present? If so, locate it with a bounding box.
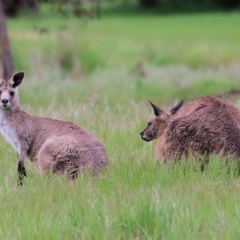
[0,72,108,183]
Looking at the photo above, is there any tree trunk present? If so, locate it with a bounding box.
[0,0,13,79]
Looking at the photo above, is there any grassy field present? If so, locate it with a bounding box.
[0,6,240,239]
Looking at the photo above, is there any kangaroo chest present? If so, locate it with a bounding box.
[0,119,20,153]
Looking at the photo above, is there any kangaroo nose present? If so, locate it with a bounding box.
[140,131,143,136]
[2,99,8,104]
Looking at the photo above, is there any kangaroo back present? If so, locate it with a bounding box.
[164,96,240,161]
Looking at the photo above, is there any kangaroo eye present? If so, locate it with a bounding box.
[148,122,152,126]
[10,91,15,97]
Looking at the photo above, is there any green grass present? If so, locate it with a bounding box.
[1,140,240,239]
[1,5,240,239]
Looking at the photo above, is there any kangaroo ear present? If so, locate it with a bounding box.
[149,100,163,117]
[170,100,184,115]
[11,72,24,88]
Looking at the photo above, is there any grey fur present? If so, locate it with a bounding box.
[0,72,108,182]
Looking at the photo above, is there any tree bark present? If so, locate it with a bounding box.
[0,0,13,79]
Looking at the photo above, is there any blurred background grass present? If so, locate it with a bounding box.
[6,3,240,106]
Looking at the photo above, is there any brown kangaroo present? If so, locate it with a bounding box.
[0,72,107,184]
[140,96,240,162]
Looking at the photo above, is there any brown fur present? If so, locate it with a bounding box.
[0,72,107,182]
[140,97,240,162]
[140,100,183,161]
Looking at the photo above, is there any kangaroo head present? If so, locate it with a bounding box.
[0,72,24,110]
[140,100,183,142]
